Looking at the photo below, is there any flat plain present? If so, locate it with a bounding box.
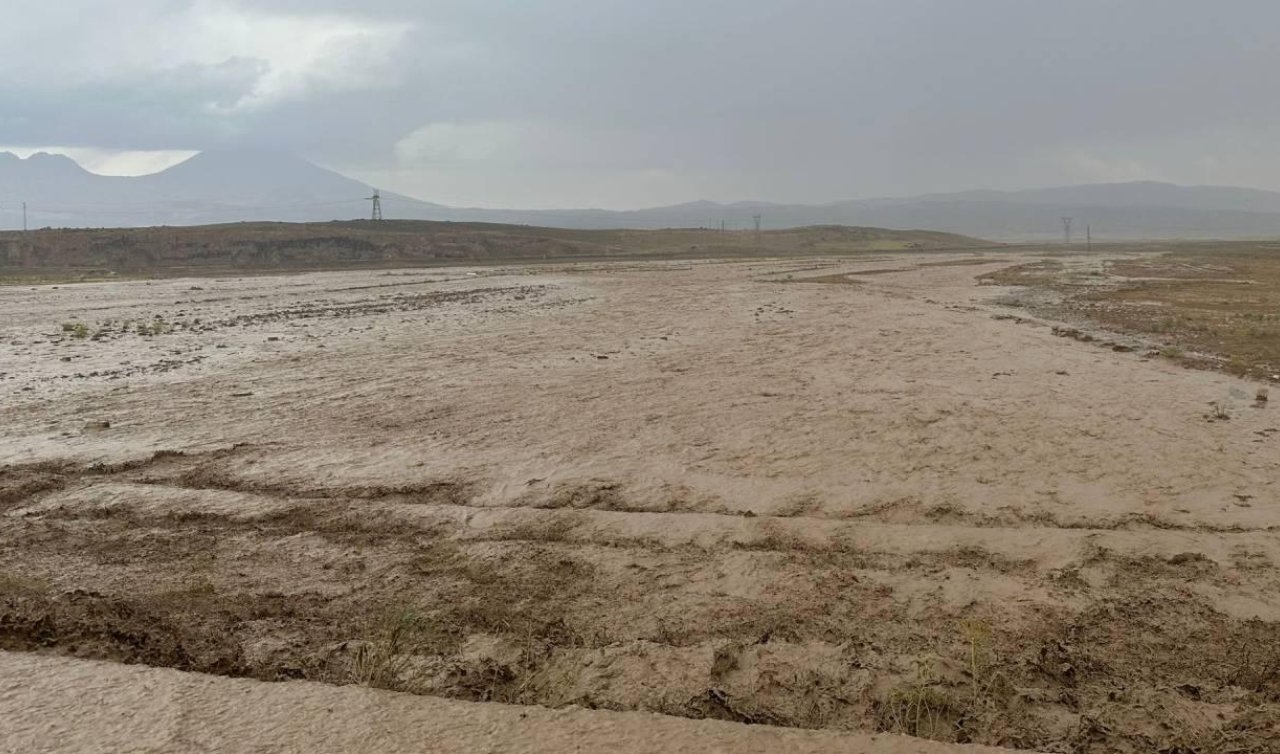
[3,244,1280,752]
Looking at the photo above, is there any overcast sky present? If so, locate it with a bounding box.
[2,1,1278,208]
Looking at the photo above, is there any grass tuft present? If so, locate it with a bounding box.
[61,322,90,339]
[350,610,426,691]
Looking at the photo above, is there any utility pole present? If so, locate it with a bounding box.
[753,214,762,244]
[367,190,383,221]
[1086,224,1092,252]
[1061,217,1073,245]
[22,202,27,233]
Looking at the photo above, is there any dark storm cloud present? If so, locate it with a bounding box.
[3,58,267,148]
[3,0,1279,207]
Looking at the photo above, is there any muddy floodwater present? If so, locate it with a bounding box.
[3,255,1279,751]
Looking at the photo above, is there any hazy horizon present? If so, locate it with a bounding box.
[4,2,1280,209]
[11,147,1280,215]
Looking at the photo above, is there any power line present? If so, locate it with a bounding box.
[1061,217,1073,245]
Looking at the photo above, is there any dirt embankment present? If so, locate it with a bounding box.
[0,651,1024,754]
[0,221,986,275]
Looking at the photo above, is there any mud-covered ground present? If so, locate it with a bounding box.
[982,244,1280,383]
[3,255,1279,752]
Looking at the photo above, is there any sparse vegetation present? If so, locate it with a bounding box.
[0,222,986,277]
[61,321,89,339]
[877,674,965,740]
[987,245,1280,381]
[350,610,427,691]
[135,317,172,336]
[874,619,1015,744]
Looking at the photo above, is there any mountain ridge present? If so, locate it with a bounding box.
[5,149,1280,240]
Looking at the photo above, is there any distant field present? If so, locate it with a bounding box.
[984,241,1280,381]
[0,221,988,281]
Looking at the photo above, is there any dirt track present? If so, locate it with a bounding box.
[3,255,1279,751]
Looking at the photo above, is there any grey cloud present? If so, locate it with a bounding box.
[1,60,263,147]
[3,0,1280,207]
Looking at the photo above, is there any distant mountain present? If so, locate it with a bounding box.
[142,149,371,204]
[433,186,1280,239]
[903,181,1280,214]
[0,149,443,228]
[6,149,1280,240]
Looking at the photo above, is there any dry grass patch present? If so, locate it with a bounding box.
[987,244,1280,380]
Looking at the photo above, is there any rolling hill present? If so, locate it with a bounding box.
[0,221,984,272]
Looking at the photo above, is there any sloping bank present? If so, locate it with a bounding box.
[0,651,1032,754]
